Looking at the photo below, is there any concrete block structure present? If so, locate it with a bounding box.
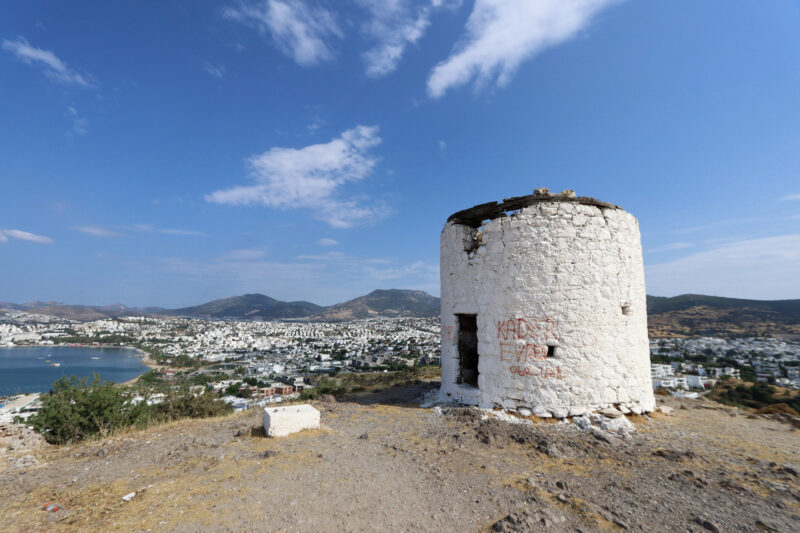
[262,404,320,437]
[439,188,655,417]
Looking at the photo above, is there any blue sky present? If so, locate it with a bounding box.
[1,0,799,307]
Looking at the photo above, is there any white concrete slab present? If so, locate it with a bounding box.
[262,404,320,437]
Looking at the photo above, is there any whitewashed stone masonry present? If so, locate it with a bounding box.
[439,191,655,417]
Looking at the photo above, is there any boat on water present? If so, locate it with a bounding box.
[50,363,61,367]
[91,356,101,360]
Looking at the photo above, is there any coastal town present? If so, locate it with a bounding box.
[2,310,799,423]
[0,311,441,419]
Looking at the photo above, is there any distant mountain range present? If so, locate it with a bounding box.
[0,289,441,322]
[0,301,166,321]
[2,292,800,336]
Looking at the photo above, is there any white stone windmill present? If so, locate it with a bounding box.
[439,188,655,418]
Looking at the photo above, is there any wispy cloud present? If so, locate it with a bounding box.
[317,238,339,246]
[66,106,88,135]
[1,229,54,244]
[131,224,205,237]
[224,249,267,260]
[672,216,771,234]
[206,125,390,228]
[76,225,123,238]
[203,62,226,78]
[780,193,800,201]
[427,0,619,98]
[358,0,458,78]
[2,37,94,87]
[646,242,692,253]
[646,234,800,300]
[224,0,342,67]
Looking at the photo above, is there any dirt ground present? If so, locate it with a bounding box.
[1,383,799,532]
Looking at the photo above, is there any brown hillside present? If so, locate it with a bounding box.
[2,384,799,532]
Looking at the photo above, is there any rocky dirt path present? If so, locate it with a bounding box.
[1,384,798,532]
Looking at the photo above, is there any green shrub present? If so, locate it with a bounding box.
[22,374,232,445]
[155,389,232,420]
[22,374,150,444]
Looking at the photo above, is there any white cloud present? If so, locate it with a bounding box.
[358,1,458,78]
[780,193,800,201]
[206,125,389,228]
[203,62,226,78]
[224,0,342,67]
[2,37,94,87]
[1,229,54,244]
[0,232,7,243]
[645,234,800,300]
[317,238,339,246]
[76,226,123,238]
[427,0,619,98]
[646,242,692,253]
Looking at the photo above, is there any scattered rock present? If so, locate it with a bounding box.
[781,463,798,476]
[121,492,136,502]
[657,406,674,416]
[695,517,720,533]
[8,454,37,469]
[359,433,369,440]
[491,506,567,532]
[320,394,337,404]
[598,407,623,419]
[652,449,702,462]
[668,469,707,487]
[597,416,635,436]
[590,429,621,447]
[261,450,279,459]
[518,408,532,417]
[755,518,780,531]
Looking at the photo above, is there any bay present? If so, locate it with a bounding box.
[0,346,150,396]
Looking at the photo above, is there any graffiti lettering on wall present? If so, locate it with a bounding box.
[509,364,562,379]
[497,317,558,343]
[498,317,561,378]
[499,342,548,363]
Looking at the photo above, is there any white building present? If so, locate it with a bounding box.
[439,189,655,417]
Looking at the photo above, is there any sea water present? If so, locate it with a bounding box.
[0,346,149,396]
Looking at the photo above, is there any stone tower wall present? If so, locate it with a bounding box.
[440,199,655,417]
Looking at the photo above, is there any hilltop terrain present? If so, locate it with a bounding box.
[647,295,800,337]
[313,289,440,320]
[3,292,800,337]
[2,382,799,532]
[169,294,323,320]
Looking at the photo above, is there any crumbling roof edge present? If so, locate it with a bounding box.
[446,188,622,228]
